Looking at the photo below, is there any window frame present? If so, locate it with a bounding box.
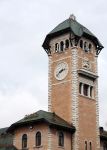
[90,86,93,98]
[79,82,94,98]
[83,84,89,97]
[36,131,41,147]
[60,41,64,52]
[22,134,27,149]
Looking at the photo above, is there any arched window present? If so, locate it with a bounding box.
[22,134,27,149]
[85,141,87,150]
[55,43,59,52]
[84,42,89,52]
[65,39,69,49]
[84,42,87,51]
[89,142,92,150]
[70,39,73,47]
[36,131,41,146]
[89,43,92,51]
[58,132,64,147]
[80,40,83,48]
[60,41,64,52]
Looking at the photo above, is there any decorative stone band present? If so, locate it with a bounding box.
[48,127,52,150]
[71,47,79,150]
[94,57,100,149]
[79,76,94,86]
[48,55,52,112]
[78,69,98,80]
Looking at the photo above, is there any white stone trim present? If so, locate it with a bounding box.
[71,47,79,150]
[48,55,52,112]
[52,79,71,86]
[95,57,100,149]
[54,61,68,81]
[13,135,16,147]
[48,127,52,150]
[52,56,71,63]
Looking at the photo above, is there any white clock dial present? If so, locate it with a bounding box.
[54,62,68,80]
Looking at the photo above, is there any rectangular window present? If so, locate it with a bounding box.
[79,82,94,99]
[79,82,82,94]
[83,84,89,96]
[90,86,93,98]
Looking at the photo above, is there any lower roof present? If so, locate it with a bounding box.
[100,127,107,140]
[7,110,75,133]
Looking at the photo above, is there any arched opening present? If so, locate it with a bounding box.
[60,41,64,52]
[89,142,92,150]
[22,134,27,149]
[84,42,87,51]
[84,42,89,52]
[80,40,83,49]
[36,131,41,146]
[85,141,87,150]
[65,39,69,49]
[55,43,59,52]
[89,43,92,51]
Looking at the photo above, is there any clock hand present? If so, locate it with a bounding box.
[59,68,64,74]
[56,69,62,77]
[56,68,65,77]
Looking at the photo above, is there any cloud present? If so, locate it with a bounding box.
[0,77,48,128]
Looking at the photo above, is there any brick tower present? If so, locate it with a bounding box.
[42,15,103,149]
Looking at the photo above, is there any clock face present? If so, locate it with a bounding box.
[54,62,68,80]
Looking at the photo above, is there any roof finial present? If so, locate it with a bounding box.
[69,14,76,20]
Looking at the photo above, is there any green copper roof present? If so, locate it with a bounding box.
[0,146,17,150]
[42,17,103,51]
[7,110,75,133]
[0,128,8,136]
[50,18,93,37]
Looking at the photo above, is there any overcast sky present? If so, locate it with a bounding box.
[0,0,107,130]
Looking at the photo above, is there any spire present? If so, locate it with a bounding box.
[69,14,76,20]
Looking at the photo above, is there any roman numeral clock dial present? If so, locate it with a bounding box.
[54,62,68,80]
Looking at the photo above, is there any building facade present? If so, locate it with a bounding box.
[0,15,107,150]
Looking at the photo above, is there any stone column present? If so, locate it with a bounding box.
[71,47,79,150]
[48,55,52,112]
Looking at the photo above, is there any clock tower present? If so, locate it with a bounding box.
[42,15,103,150]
